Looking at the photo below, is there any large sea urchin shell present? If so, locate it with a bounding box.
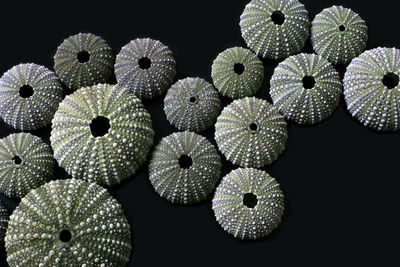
[115,38,176,99]
[215,97,287,168]
[5,179,132,267]
[149,132,221,205]
[50,84,154,186]
[0,63,63,131]
[0,201,8,245]
[240,0,310,60]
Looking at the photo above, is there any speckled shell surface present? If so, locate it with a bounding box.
[0,201,8,245]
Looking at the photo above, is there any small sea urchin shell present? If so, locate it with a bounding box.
[0,63,63,131]
[149,132,221,205]
[212,168,284,240]
[164,77,221,132]
[50,84,154,186]
[0,201,8,245]
[211,47,264,99]
[5,179,132,267]
[115,38,176,99]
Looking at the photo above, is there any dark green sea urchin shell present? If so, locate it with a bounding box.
[164,77,221,132]
[50,83,154,186]
[270,53,342,124]
[212,168,284,240]
[115,38,176,99]
[5,179,132,267]
[211,47,264,99]
[0,133,55,198]
[240,0,310,60]
[0,201,8,245]
[0,63,63,131]
[311,5,368,65]
[149,131,221,205]
[54,33,115,91]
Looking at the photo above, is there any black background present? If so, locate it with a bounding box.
[0,0,399,266]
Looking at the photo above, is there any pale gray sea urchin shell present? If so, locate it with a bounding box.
[0,201,8,245]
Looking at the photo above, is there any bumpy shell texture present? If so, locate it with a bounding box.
[50,84,154,186]
[270,53,342,125]
[5,179,132,267]
[240,0,310,60]
[0,201,8,245]
[211,47,264,99]
[149,131,221,205]
[212,168,284,240]
[54,33,115,91]
[0,133,54,198]
[164,77,221,132]
[344,47,400,131]
[115,38,176,99]
[215,97,287,168]
[311,5,368,65]
[0,63,63,131]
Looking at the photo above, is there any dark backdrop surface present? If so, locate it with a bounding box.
[0,0,399,266]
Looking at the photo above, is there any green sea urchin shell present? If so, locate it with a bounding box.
[50,84,154,186]
[149,131,221,205]
[270,53,342,124]
[164,77,221,132]
[0,63,63,131]
[5,179,132,267]
[211,47,264,99]
[215,97,287,168]
[311,6,368,65]
[212,168,284,240]
[0,201,8,245]
[54,33,115,91]
[240,0,310,60]
[0,133,55,198]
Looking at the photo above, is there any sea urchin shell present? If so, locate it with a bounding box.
[0,201,8,245]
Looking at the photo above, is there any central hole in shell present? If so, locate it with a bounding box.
[179,154,193,169]
[243,193,258,209]
[382,72,399,89]
[59,229,72,243]
[138,57,151,69]
[189,96,197,103]
[19,85,34,98]
[90,116,110,137]
[234,63,245,75]
[249,122,258,132]
[12,155,22,165]
[338,25,346,32]
[271,10,285,25]
[302,76,316,89]
[77,50,90,63]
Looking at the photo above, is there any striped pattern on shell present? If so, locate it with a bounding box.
[0,63,63,131]
[211,47,264,99]
[311,5,368,65]
[164,77,221,132]
[50,84,154,186]
[115,38,176,99]
[344,47,400,131]
[149,131,221,205]
[0,201,8,245]
[212,168,284,240]
[0,133,54,198]
[240,0,310,60]
[5,179,131,267]
[215,97,287,168]
[270,53,342,125]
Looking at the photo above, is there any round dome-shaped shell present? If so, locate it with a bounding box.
[0,201,8,245]
[270,53,342,124]
[0,133,55,198]
[215,97,287,168]
[344,47,400,131]
[164,77,221,132]
[0,63,63,131]
[50,84,154,186]
[311,6,368,65]
[149,131,221,205]
[54,33,115,91]
[240,0,310,60]
[5,179,132,267]
[212,168,284,240]
[115,38,176,99]
[211,47,264,99]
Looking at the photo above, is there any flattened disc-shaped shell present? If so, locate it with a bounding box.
[50,84,154,186]
[5,179,132,267]
[0,63,63,131]
[311,5,368,65]
[240,0,310,60]
[270,53,342,124]
[149,131,221,205]
[212,168,284,240]
[164,77,221,132]
[215,97,287,168]
[0,201,8,245]
[211,47,264,99]
[115,38,176,99]
[0,133,55,198]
